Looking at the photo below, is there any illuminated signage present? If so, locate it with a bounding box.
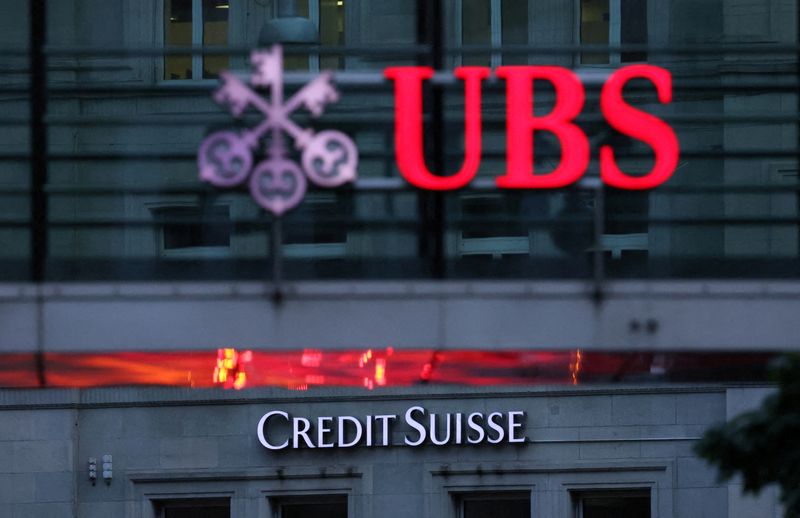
[199,46,679,214]
[385,64,678,191]
[256,406,527,450]
[199,45,358,215]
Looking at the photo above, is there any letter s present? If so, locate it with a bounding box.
[486,412,505,444]
[404,406,427,446]
[600,65,679,189]
[257,411,289,450]
[467,412,486,444]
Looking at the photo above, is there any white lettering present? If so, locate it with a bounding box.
[293,417,315,448]
[508,411,526,443]
[257,411,290,450]
[429,413,451,445]
[317,416,334,448]
[467,412,485,444]
[404,406,427,446]
[486,412,505,444]
[338,416,363,447]
[257,406,526,450]
[374,415,396,446]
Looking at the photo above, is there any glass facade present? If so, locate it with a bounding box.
[2,0,796,282]
[0,0,796,282]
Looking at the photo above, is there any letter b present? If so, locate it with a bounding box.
[495,66,589,189]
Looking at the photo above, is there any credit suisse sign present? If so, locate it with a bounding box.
[200,45,678,214]
[257,406,527,450]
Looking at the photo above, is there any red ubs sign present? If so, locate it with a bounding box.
[201,50,679,216]
[384,64,679,191]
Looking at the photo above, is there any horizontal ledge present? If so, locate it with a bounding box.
[1,280,800,301]
[129,469,362,483]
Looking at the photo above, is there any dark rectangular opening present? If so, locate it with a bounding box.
[154,205,231,250]
[460,492,531,518]
[276,495,348,518]
[574,490,651,518]
[157,498,230,518]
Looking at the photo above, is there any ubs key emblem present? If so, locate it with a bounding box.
[198,45,358,215]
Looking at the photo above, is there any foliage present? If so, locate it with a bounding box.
[695,355,800,517]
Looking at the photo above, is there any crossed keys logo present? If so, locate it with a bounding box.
[198,45,358,215]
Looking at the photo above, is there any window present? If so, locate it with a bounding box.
[580,0,647,65]
[602,189,648,260]
[282,193,349,258]
[151,205,231,256]
[457,0,529,67]
[458,194,530,258]
[573,490,651,518]
[282,0,346,71]
[164,0,229,80]
[273,495,347,518]
[459,492,531,518]
[155,499,230,518]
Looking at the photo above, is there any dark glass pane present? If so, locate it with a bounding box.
[460,194,526,239]
[284,0,311,70]
[165,0,193,79]
[463,497,531,518]
[605,190,649,234]
[320,0,346,70]
[281,502,347,518]
[158,206,231,250]
[621,0,647,62]
[283,199,349,244]
[501,0,528,64]
[581,0,609,64]
[202,0,229,78]
[164,505,229,518]
[582,495,650,518]
[462,0,491,66]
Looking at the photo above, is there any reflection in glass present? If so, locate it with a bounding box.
[621,0,647,62]
[320,0,345,70]
[203,0,229,78]
[501,0,528,64]
[462,0,491,66]
[164,0,193,79]
[581,0,610,64]
[284,0,311,70]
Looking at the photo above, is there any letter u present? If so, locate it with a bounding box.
[384,66,490,190]
[429,413,452,445]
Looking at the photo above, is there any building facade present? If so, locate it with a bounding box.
[0,0,798,517]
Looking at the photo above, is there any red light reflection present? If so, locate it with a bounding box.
[0,350,777,390]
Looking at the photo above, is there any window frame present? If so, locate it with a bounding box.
[270,493,349,518]
[281,192,351,259]
[454,0,504,68]
[455,192,532,259]
[576,0,648,66]
[456,491,532,518]
[155,497,231,518]
[158,0,233,82]
[571,488,653,518]
[147,201,233,259]
[276,0,348,73]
